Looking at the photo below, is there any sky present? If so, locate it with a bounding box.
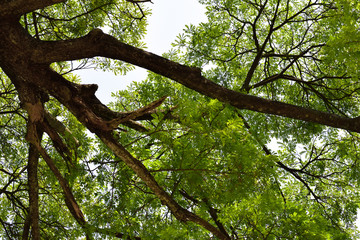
[77,0,207,104]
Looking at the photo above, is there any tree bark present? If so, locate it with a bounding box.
[32,29,360,133]
[0,0,65,19]
[27,143,41,240]
[0,18,231,239]
[0,5,358,239]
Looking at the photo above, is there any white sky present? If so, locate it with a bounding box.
[77,0,207,104]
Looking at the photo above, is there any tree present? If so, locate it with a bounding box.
[0,0,360,239]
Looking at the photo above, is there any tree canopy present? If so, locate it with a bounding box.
[0,0,360,239]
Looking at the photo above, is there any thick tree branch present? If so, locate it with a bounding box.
[22,138,43,240]
[67,104,227,236]
[15,81,88,232]
[27,124,87,227]
[0,1,355,238]
[0,0,65,19]
[6,61,228,238]
[5,59,225,237]
[27,140,42,240]
[97,132,230,240]
[33,29,360,132]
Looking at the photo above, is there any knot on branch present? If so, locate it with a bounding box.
[79,84,98,97]
[24,102,44,123]
[87,28,104,42]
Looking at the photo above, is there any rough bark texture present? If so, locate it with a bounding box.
[0,15,230,240]
[32,28,360,133]
[0,1,358,239]
[0,0,65,18]
[27,143,41,240]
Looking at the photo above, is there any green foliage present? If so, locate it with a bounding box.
[20,0,149,75]
[1,0,360,239]
[108,68,360,238]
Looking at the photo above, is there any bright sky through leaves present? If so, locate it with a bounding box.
[77,0,207,104]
